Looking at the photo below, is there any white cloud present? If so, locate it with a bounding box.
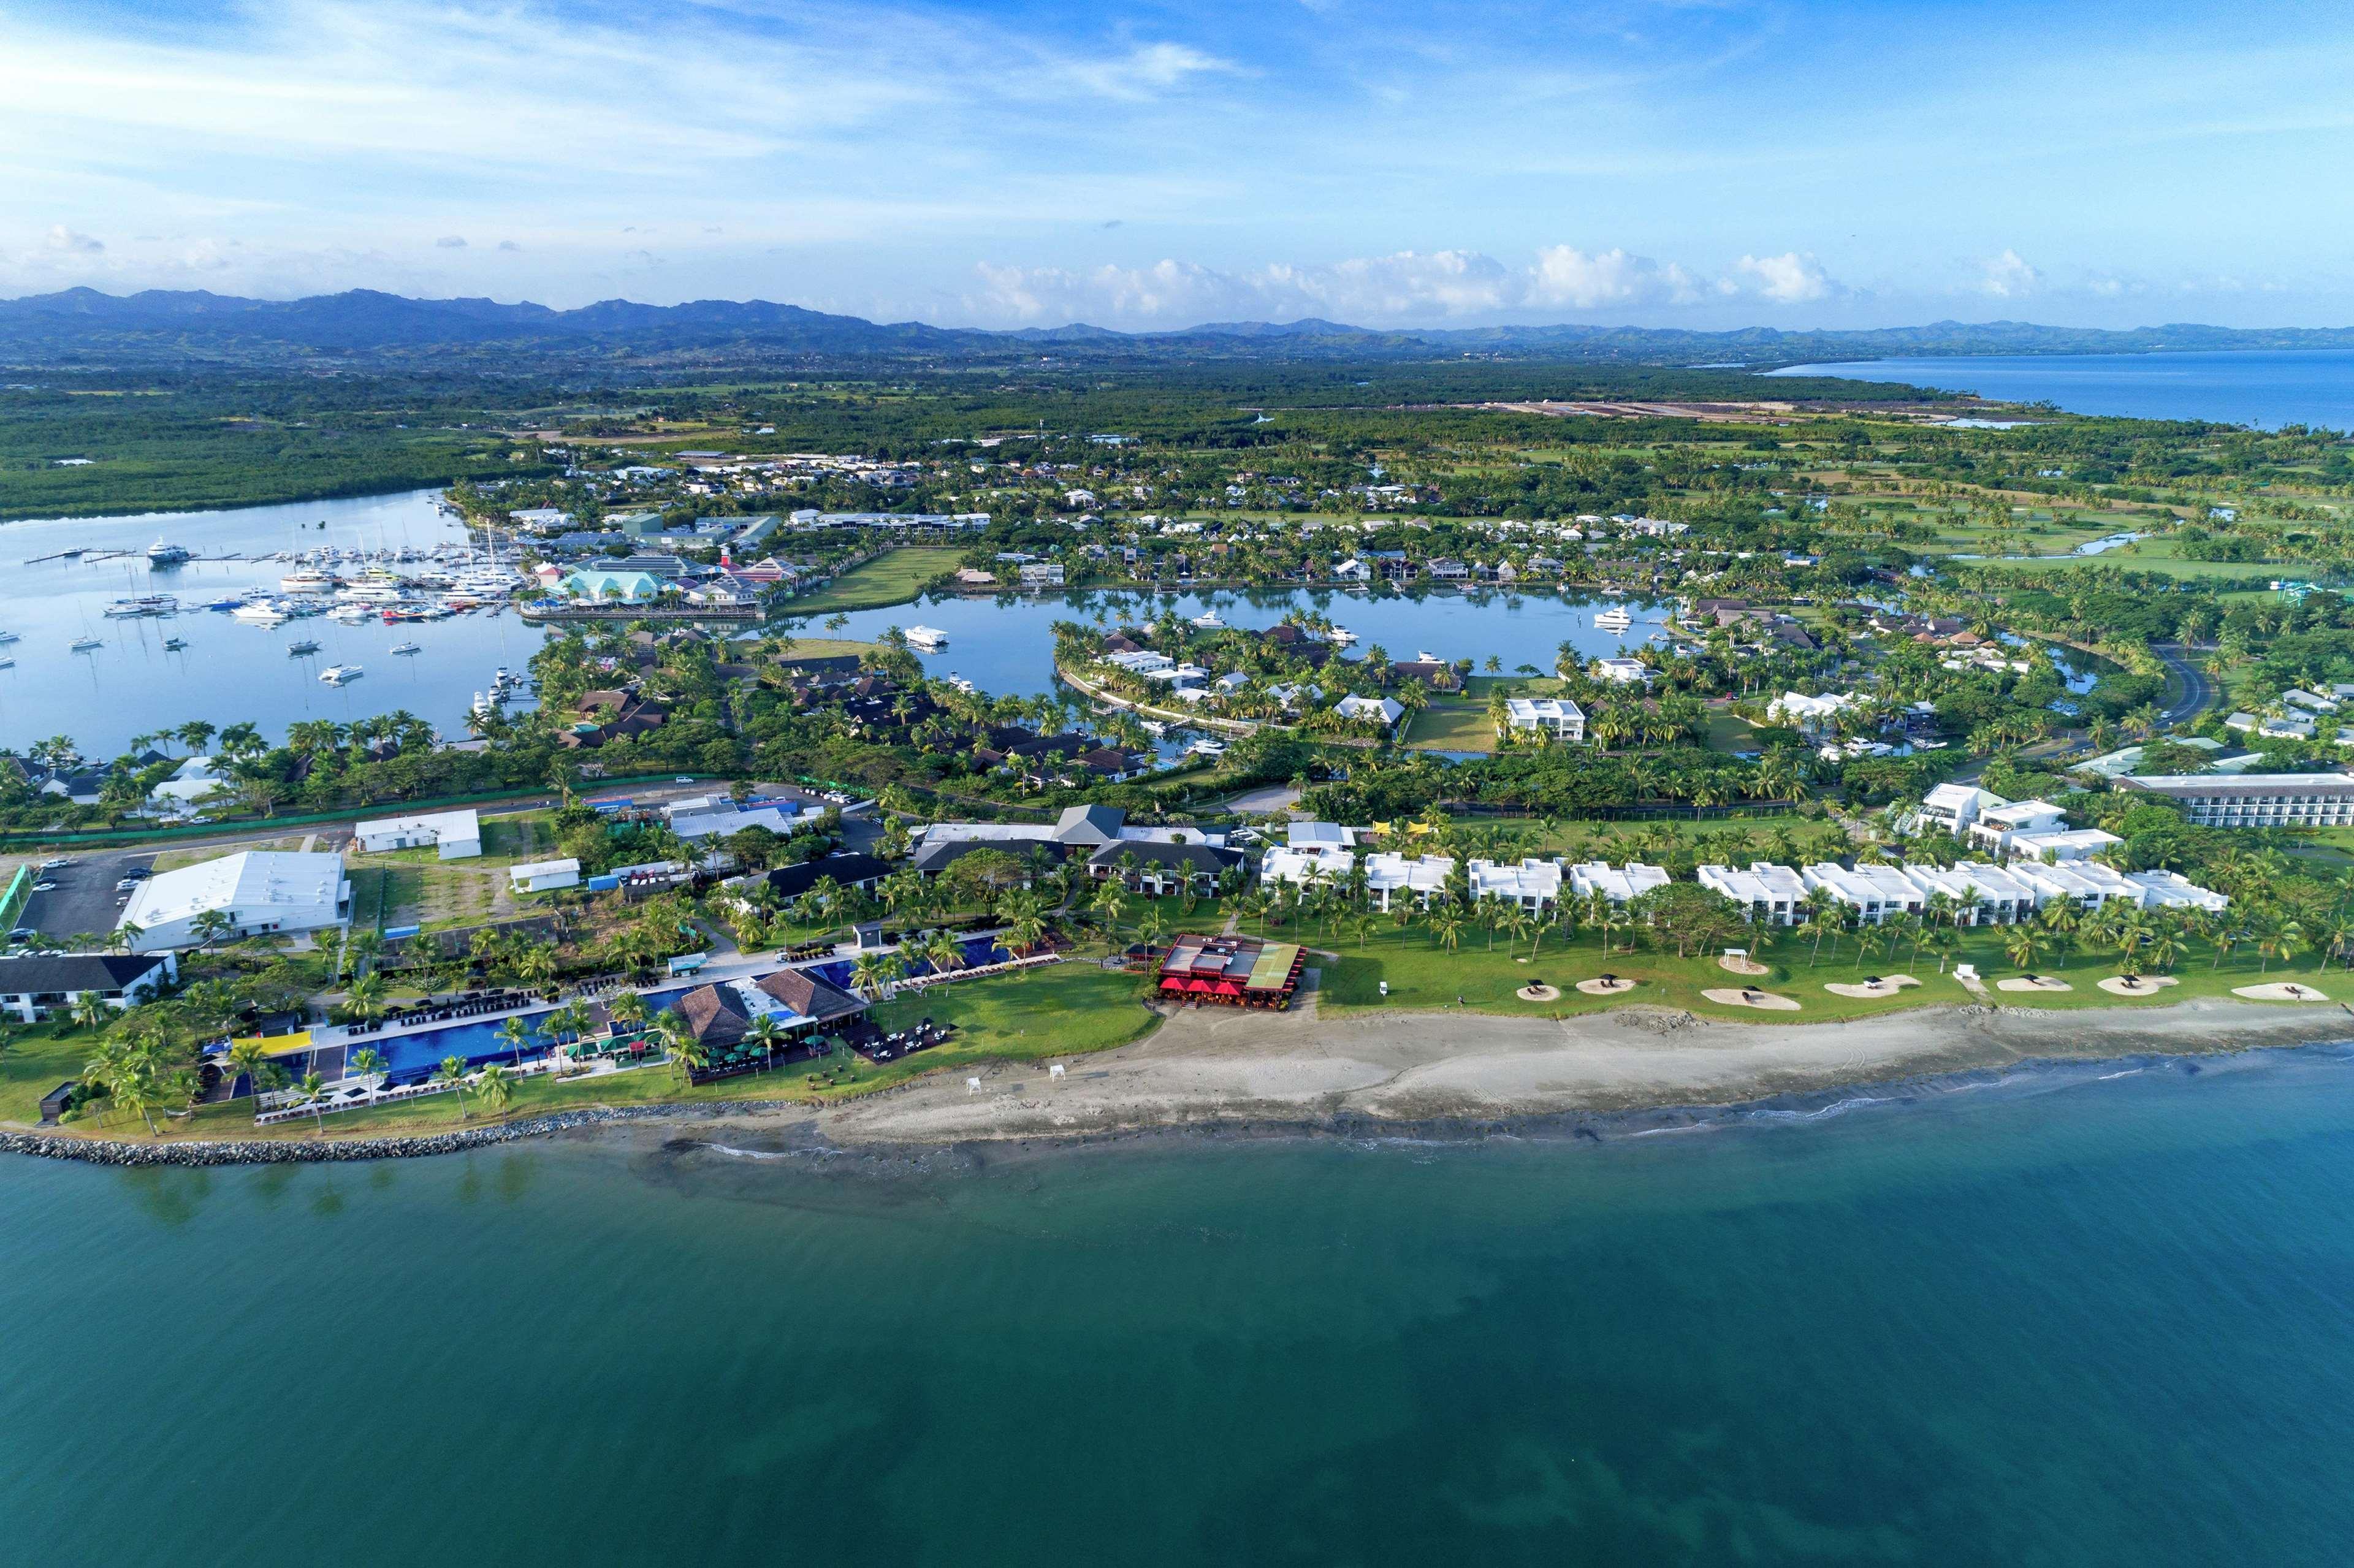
[1735,251,1835,303]
[1979,248,2042,298]
[1062,42,1238,101]
[1527,246,1702,308]
[971,243,1844,326]
[435,235,467,249]
[45,225,102,253]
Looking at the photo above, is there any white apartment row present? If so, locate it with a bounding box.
[1699,859,2226,926]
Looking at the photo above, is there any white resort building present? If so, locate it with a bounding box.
[1364,852,1456,911]
[1799,862,1924,924]
[1566,861,1671,906]
[1468,858,1564,911]
[1696,862,1810,924]
[352,807,483,859]
[1499,697,1586,742]
[118,850,352,953]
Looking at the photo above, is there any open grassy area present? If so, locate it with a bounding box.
[782,548,961,615]
[1303,912,2339,1021]
[1400,703,1498,753]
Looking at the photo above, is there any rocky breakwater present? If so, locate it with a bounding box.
[0,1105,698,1167]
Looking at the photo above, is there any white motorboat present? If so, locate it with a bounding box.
[279,568,337,594]
[1414,649,1443,664]
[70,635,104,652]
[1326,626,1358,645]
[319,663,364,685]
[1594,606,1634,633]
[232,601,289,625]
[942,674,977,695]
[905,626,949,650]
[146,539,191,566]
[390,641,422,655]
[1187,736,1229,757]
[1189,611,1226,629]
[0,630,18,644]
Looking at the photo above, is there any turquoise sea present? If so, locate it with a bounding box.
[9,1048,2354,1565]
[1770,348,2354,432]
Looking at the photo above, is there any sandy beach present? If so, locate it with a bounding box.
[707,994,2354,1148]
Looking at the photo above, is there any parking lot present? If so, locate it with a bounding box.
[10,845,168,942]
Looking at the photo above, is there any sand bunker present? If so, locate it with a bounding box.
[1702,988,1801,1011]
[1575,977,1639,996]
[2232,982,2331,1003]
[1717,955,1770,976]
[2098,975,2181,998]
[1516,983,1561,1002]
[1997,975,2074,993]
[1824,975,1921,1000]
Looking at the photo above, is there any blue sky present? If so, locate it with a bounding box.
[5,0,2352,329]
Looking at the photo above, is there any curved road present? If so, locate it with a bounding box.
[2152,642,2217,728]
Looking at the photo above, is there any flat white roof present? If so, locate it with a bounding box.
[121,850,347,930]
[1567,861,1669,902]
[354,807,481,840]
[1698,861,1808,902]
[509,858,581,878]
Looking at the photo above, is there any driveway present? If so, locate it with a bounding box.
[2151,642,2217,728]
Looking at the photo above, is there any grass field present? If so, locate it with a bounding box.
[1299,911,2338,1021]
[782,549,962,615]
[1400,703,1498,752]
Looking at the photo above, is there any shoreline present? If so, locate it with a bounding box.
[12,997,2352,1166]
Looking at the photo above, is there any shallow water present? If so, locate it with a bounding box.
[9,1046,2354,1565]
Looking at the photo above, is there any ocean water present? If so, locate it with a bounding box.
[1769,348,2354,432]
[9,1048,2354,1566]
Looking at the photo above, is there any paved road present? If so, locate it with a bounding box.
[2152,642,2217,728]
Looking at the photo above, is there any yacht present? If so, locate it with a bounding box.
[319,663,364,685]
[287,639,321,657]
[943,673,977,695]
[0,657,13,669]
[1326,626,1358,645]
[905,626,950,651]
[335,582,406,604]
[1414,649,1443,664]
[70,635,104,652]
[1189,611,1226,629]
[390,640,422,655]
[104,595,177,618]
[279,567,337,595]
[198,595,248,611]
[0,630,21,645]
[471,690,497,717]
[1186,736,1229,758]
[232,601,290,625]
[145,539,191,566]
[1594,606,1634,633]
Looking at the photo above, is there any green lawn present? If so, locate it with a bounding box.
[1291,911,2339,1022]
[1401,703,1498,753]
[782,549,961,614]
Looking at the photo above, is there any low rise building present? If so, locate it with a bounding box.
[1566,861,1671,905]
[1501,696,1586,742]
[0,951,177,1024]
[508,858,582,894]
[2116,772,2354,828]
[1260,843,1356,891]
[1800,862,1924,924]
[118,850,352,953]
[1696,862,1809,924]
[1364,852,1456,911]
[1468,857,1564,911]
[1895,861,2041,925]
[352,807,482,859]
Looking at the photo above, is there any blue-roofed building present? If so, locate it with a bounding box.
[561,568,664,603]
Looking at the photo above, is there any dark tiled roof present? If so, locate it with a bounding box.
[756,967,867,1022]
[765,854,892,900]
[676,983,749,1045]
[1087,841,1243,875]
[0,954,169,995]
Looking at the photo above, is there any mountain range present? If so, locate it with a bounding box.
[7,287,2354,371]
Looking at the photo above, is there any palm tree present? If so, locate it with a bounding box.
[473,1062,516,1118]
[744,1013,787,1073]
[495,1014,536,1065]
[2003,925,2046,974]
[189,908,238,951]
[226,1037,277,1099]
[848,951,893,1001]
[921,929,967,977]
[658,1011,706,1084]
[349,1047,387,1091]
[344,970,389,1026]
[1429,907,1466,953]
[68,993,111,1033]
[608,989,649,1037]
[293,1070,327,1134]
[435,1054,471,1118]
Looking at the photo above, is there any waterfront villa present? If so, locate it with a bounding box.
[1468,857,1564,911]
[118,850,351,953]
[0,951,177,1024]
[1894,861,2041,926]
[1566,861,1671,906]
[1696,862,1810,924]
[352,807,482,859]
[1364,852,1457,911]
[1501,696,1586,742]
[676,967,869,1052]
[1799,862,1924,924]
